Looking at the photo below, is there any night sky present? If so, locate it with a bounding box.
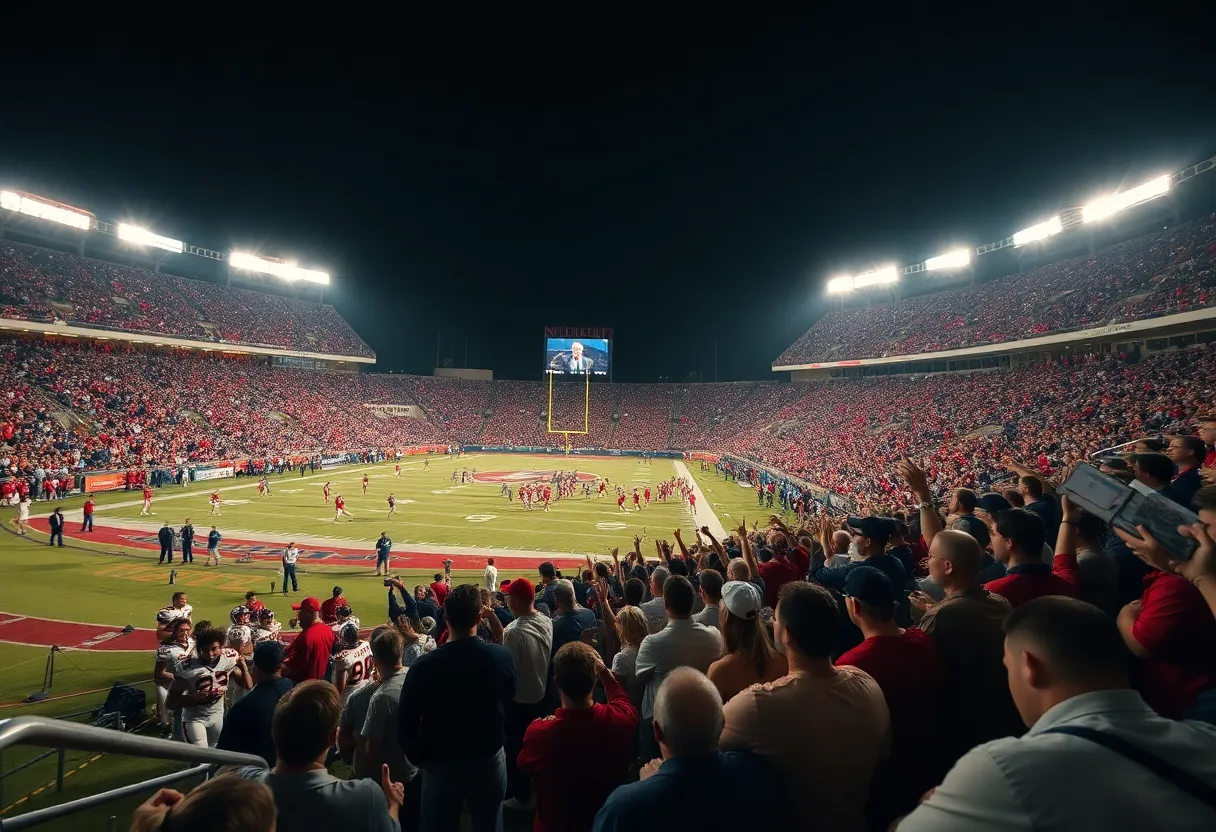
[2,7,1214,381]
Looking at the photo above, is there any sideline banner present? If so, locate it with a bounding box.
[193,466,235,482]
[83,471,128,492]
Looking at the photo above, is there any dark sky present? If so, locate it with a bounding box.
[2,6,1214,381]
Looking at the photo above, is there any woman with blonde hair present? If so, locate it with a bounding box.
[395,614,435,667]
[589,581,649,709]
[708,581,787,702]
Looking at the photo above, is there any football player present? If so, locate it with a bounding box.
[153,619,194,736]
[168,626,249,747]
[253,609,281,643]
[155,592,193,644]
[331,621,373,706]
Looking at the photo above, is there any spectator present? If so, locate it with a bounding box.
[500,578,553,811]
[984,504,1079,607]
[236,680,405,832]
[912,527,1022,770]
[1017,475,1061,544]
[634,576,723,759]
[217,641,294,766]
[340,626,390,778]
[128,778,276,832]
[429,573,450,607]
[282,598,335,683]
[814,515,909,621]
[1167,434,1205,507]
[721,581,889,831]
[398,584,516,832]
[362,629,419,831]
[897,597,1216,830]
[592,667,784,832]
[484,557,498,592]
[836,566,944,826]
[321,586,347,624]
[706,581,788,702]
[693,568,723,629]
[638,565,670,634]
[755,516,810,608]
[518,642,638,832]
[549,579,596,659]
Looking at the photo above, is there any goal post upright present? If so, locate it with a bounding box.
[547,369,591,453]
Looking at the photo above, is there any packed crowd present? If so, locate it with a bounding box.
[0,242,373,357]
[136,459,1216,831]
[775,215,1216,364]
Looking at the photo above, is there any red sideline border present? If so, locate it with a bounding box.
[25,519,582,571]
[0,612,298,652]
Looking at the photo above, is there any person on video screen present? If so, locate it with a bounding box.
[551,341,595,373]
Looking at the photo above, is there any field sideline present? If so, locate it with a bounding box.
[0,455,775,827]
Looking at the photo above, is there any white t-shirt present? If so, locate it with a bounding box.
[502,613,553,705]
[483,564,499,591]
[174,649,240,722]
[283,547,299,565]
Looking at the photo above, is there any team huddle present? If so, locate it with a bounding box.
[152,590,366,747]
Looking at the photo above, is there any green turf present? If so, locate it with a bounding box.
[0,454,739,830]
[98,454,695,555]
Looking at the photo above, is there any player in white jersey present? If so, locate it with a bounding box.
[225,606,255,707]
[153,619,194,735]
[155,592,193,644]
[168,626,249,747]
[252,609,282,643]
[331,622,374,706]
[330,605,361,638]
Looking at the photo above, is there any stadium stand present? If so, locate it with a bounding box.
[775,215,1216,365]
[0,242,374,358]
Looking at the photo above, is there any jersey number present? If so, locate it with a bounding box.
[198,670,229,696]
[348,656,373,683]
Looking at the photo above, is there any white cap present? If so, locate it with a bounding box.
[721,581,762,619]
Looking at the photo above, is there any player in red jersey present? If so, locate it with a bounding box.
[394,462,401,478]
[689,492,697,512]
[208,490,221,516]
[334,494,352,522]
[644,486,651,506]
[543,486,551,512]
[632,488,641,511]
[598,480,607,498]
[362,474,369,494]
[617,492,627,512]
[140,484,154,516]
[323,481,331,503]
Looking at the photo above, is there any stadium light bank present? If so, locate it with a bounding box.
[1081,174,1171,224]
[826,266,899,294]
[229,251,330,286]
[1,190,93,231]
[117,223,184,254]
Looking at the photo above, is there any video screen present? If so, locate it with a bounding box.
[545,337,609,376]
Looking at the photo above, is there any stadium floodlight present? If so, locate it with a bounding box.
[1082,174,1171,224]
[117,223,184,254]
[229,251,330,285]
[850,266,899,289]
[826,275,854,294]
[1012,216,1062,246]
[924,248,971,271]
[0,190,92,231]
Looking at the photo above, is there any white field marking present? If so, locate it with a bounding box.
[674,460,727,539]
[280,489,303,493]
[465,515,497,523]
[223,499,251,505]
[86,460,429,516]
[432,489,454,495]
[596,521,627,530]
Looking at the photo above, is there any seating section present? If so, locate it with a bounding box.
[0,242,374,358]
[775,217,1216,365]
[3,334,1214,512]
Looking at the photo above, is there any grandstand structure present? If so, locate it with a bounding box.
[775,154,1216,378]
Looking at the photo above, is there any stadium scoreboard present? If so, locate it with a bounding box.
[543,325,612,379]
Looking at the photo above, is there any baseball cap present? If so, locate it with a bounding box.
[506,577,535,604]
[976,493,1012,515]
[538,562,556,578]
[291,596,321,612]
[843,566,896,607]
[721,581,762,619]
[846,516,894,542]
[252,641,285,673]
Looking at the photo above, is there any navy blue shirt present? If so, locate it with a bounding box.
[592,751,785,832]
[814,552,910,626]
[550,607,597,657]
[398,637,516,766]
[217,677,294,766]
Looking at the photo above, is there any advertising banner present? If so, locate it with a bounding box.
[83,471,128,492]
[193,466,235,482]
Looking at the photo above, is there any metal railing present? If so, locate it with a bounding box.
[0,717,267,831]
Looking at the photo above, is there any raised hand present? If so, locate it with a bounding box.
[896,456,931,498]
[381,763,405,811]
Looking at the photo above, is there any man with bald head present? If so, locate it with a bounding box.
[591,668,783,832]
[897,597,1216,830]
